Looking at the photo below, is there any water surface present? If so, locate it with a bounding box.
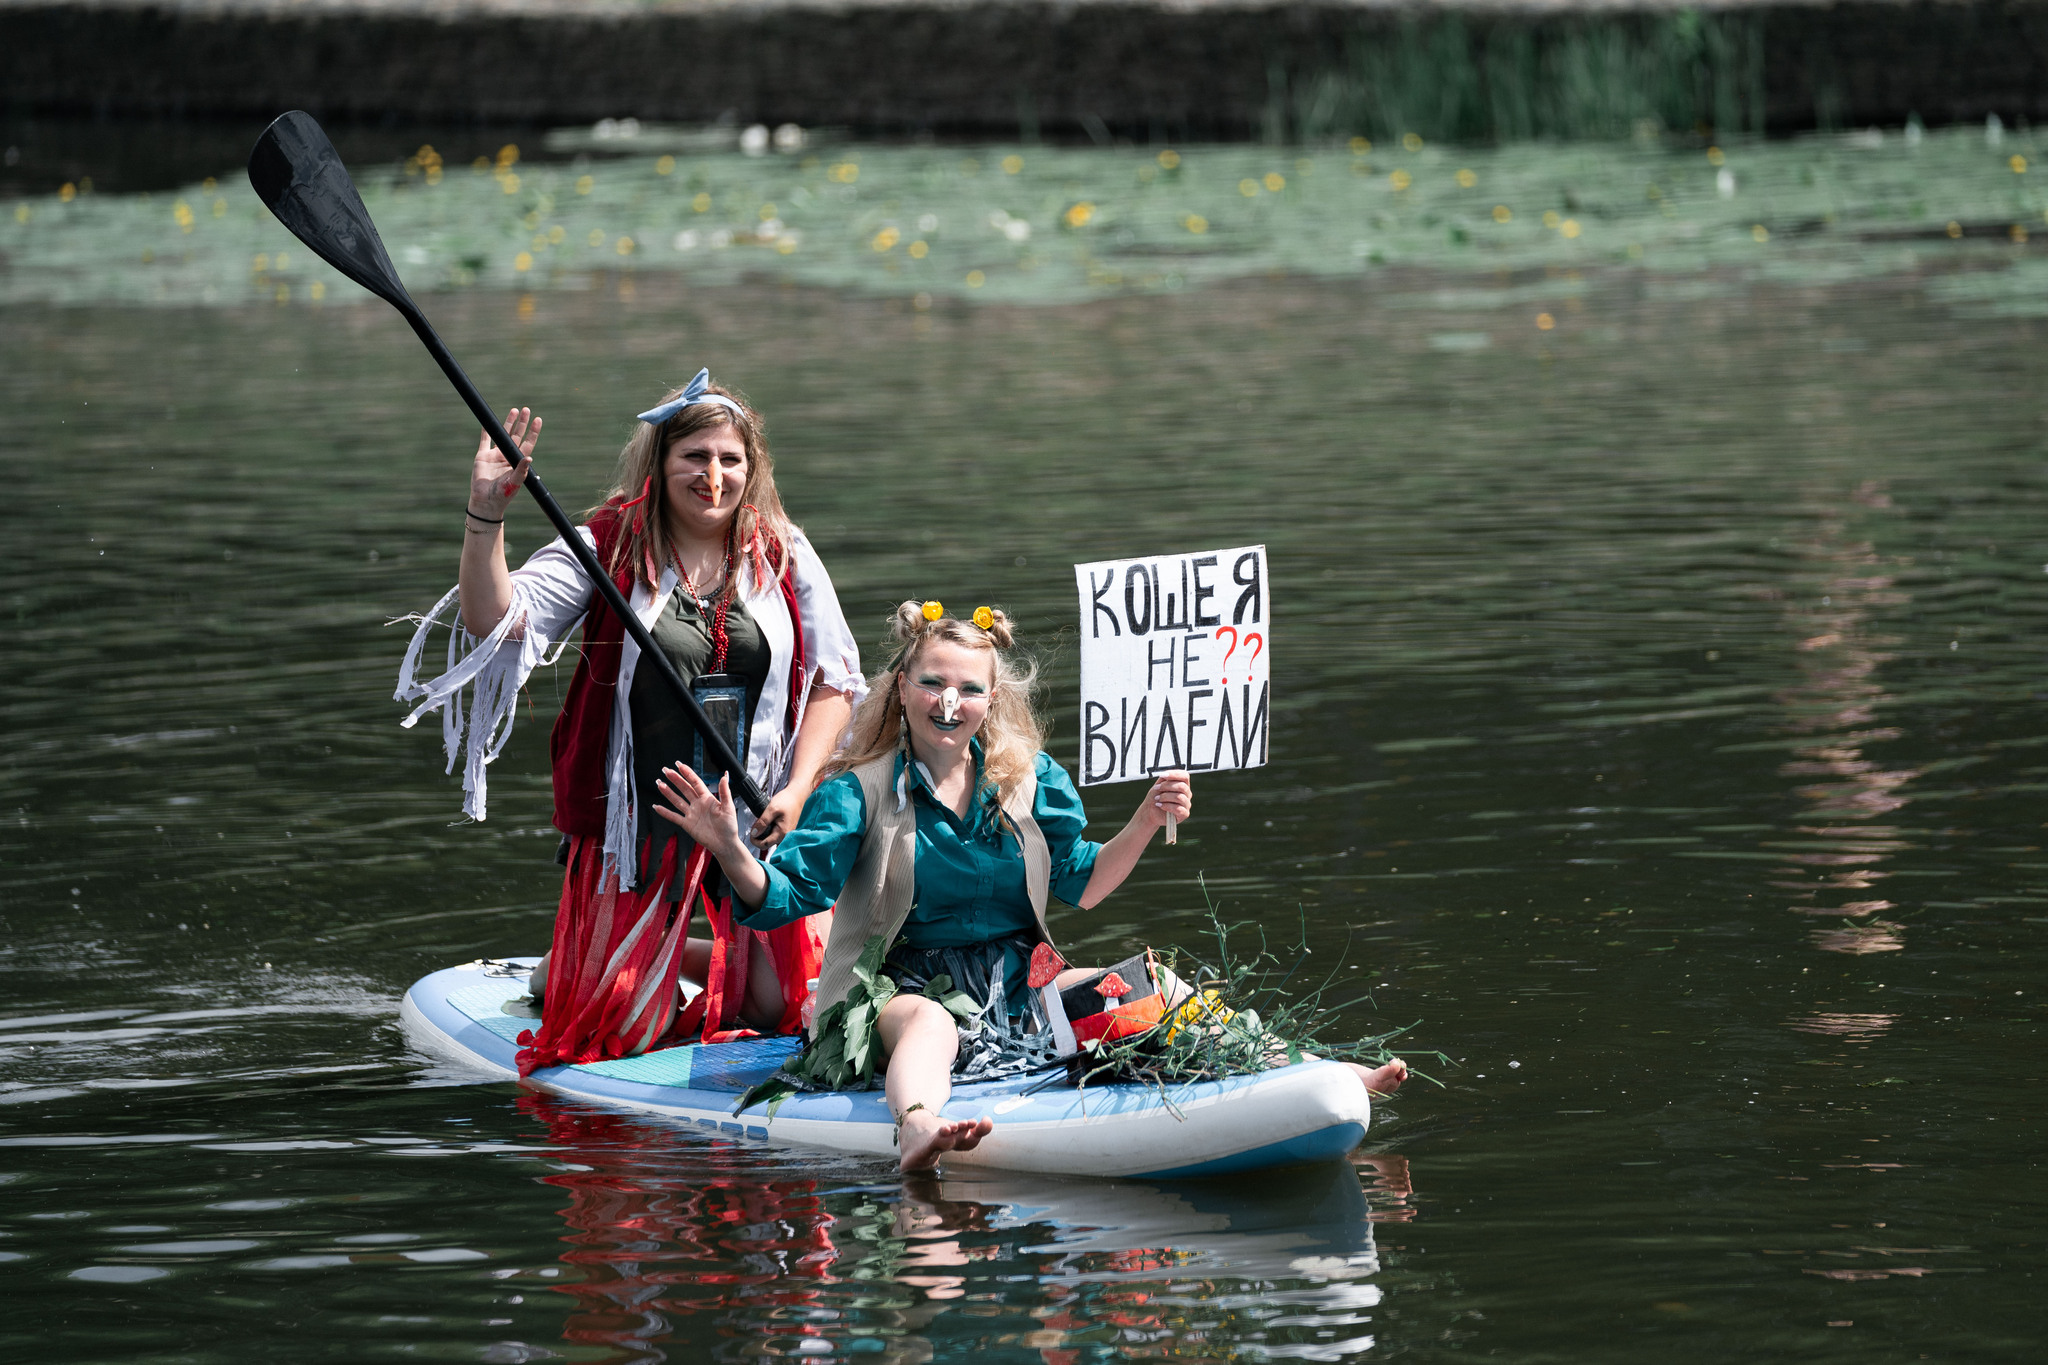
[4,195,2047,1361]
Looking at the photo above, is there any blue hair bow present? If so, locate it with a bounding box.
[636,368,746,425]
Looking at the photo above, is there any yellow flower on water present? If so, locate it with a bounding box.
[616,236,634,255]
[2012,154,2029,174]
[252,253,269,272]
[692,192,712,213]
[1456,168,1477,188]
[173,200,195,233]
[1707,146,1725,166]
[1263,172,1285,192]
[309,281,325,300]
[548,225,566,244]
[575,175,593,196]
[922,600,945,621]
[908,239,929,259]
[58,182,76,203]
[828,162,860,184]
[500,174,521,195]
[1390,170,1412,191]
[1536,312,1556,330]
[1947,220,1963,238]
[1001,155,1023,174]
[14,204,29,223]
[1184,214,1209,234]
[656,155,676,175]
[1751,223,1770,242]
[1350,136,1372,154]
[1064,202,1095,227]
[972,606,995,630]
[1157,149,1180,169]
[1403,132,1423,152]
[1493,205,1512,223]
[589,228,606,246]
[497,145,519,169]
[965,270,985,287]
[1542,210,1561,229]
[872,226,901,251]
[2012,223,2030,243]
[1239,178,1259,197]
[514,251,533,272]
[1561,218,1581,238]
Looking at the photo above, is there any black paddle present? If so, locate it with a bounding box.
[247,109,770,814]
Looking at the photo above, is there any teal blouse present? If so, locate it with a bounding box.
[740,748,1102,959]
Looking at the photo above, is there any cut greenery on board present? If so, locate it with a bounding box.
[738,879,1440,1115]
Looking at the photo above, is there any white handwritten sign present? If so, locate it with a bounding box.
[1073,545,1270,786]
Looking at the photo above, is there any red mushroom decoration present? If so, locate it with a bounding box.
[1096,972,1131,1001]
[1027,941,1069,990]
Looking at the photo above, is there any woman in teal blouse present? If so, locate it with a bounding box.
[655,599,1195,1171]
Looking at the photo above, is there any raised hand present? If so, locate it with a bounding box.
[1142,769,1192,831]
[468,407,540,521]
[655,764,745,858]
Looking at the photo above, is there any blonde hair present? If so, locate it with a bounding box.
[828,601,1044,813]
[586,378,794,592]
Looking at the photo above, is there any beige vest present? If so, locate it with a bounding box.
[808,752,1051,1033]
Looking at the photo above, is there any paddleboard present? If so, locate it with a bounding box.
[401,957,1373,1179]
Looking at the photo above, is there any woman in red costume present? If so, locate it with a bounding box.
[396,370,865,1073]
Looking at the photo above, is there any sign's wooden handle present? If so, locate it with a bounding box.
[1165,814,1178,845]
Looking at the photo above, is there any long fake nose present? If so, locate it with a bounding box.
[940,687,961,723]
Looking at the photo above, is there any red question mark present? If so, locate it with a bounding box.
[1243,633,1264,675]
[1214,626,1238,684]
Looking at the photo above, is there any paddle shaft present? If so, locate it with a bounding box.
[401,305,771,814]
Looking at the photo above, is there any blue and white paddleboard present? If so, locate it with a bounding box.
[401,958,1373,1179]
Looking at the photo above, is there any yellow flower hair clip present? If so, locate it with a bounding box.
[921,600,944,621]
[972,606,995,630]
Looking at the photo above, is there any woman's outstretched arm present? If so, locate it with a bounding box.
[658,762,864,924]
[459,407,538,635]
[1077,769,1191,909]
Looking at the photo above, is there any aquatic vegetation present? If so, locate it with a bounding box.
[5,125,2048,313]
[1270,9,1767,145]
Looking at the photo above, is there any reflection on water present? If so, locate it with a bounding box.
[516,1097,1386,1363]
[1769,480,1920,955]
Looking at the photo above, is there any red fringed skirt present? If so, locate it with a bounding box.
[515,834,824,1076]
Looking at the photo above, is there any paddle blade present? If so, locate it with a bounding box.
[247,110,411,309]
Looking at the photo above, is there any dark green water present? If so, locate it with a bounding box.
[5,262,2046,1361]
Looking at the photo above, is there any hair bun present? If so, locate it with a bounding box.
[981,607,1015,650]
[889,600,929,645]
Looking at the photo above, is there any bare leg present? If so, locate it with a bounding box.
[1346,1057,1408,1097]
[878,994,991,1173]
[529,952,550,1000]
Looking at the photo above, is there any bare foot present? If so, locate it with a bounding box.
[1347,1057,1409,1098]
[898,1111,994,1173]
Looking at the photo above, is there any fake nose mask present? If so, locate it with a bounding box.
[940,687,961,723]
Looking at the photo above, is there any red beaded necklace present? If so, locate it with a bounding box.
[676,542,736,671]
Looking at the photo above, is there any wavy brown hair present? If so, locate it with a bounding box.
[826,601,1043,813]
[585,378,794,593]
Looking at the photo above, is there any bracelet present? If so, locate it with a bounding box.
[464,507,504,525]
